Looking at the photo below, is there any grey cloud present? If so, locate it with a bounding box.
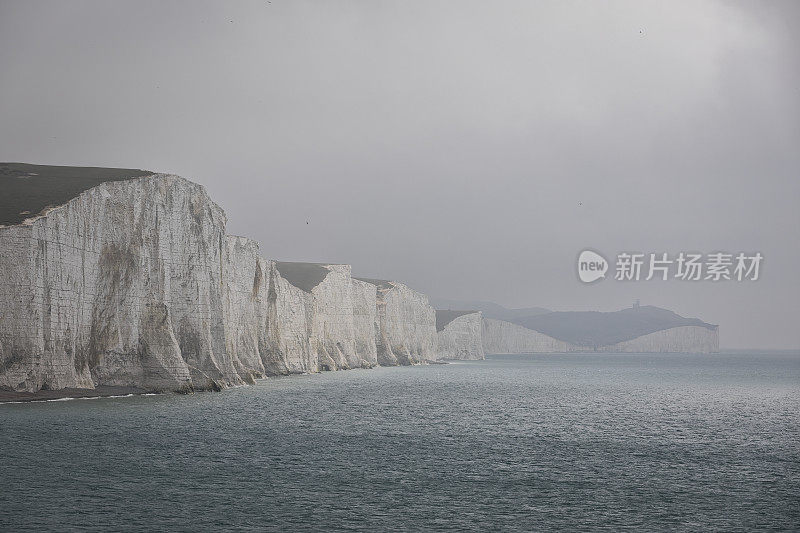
[0,0,797,348]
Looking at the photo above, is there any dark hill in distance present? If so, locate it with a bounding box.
[430,298,550,321]
[0,163,151,226]
[511,305,717,347]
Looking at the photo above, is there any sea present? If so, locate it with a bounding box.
[1,351,798,532]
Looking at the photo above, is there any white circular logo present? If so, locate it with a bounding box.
[578,250,608,283]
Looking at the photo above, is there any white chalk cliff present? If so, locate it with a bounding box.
[599,325,719,353]
[0,175,235,392]
[482,318,572,354]
[482,318,719,354]
[436,311,485,360]
[0,170,483,393]
[355,279,439,366]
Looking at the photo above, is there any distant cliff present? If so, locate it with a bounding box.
[508,306,717,348]
[482,318,572,354]
[0,165,484,394]
[482,306,719,354]
[436,310,484,360]
[601,325,719,353]
[355,278,439,366]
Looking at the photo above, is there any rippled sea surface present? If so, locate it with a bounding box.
[1,352,799,532]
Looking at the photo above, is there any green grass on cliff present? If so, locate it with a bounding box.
[0,163,152,226]
[353,278,394,291]
[274,261,332,293]
[429,298,550,321]
[435,309,479,332]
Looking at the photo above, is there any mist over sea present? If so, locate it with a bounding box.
[2,352,798,532]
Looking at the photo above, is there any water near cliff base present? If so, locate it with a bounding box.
[2,352,798,532]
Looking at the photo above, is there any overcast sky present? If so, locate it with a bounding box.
[1,1,798,348]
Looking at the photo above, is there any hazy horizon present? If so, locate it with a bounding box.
[1,1,798,349]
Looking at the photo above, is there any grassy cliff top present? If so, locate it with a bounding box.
[430,298,550,321]
[354,278,395,290]
[510,305,717,347]
[0,163,152,226]
[274,261,332,293]
[435,309,479,332]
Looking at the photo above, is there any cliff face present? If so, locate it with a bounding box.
[436,311,485,360]
[509,305,717,348]
[307,263,359,371]
[482,318,720,354]
[351,278,379,367]
[482,318,573,354]
[223,235,267,382]
[261,261,316,375]
[357,279,438,365]
[0,174,242,392]
[269,261,381,372]
[600,325,719,353]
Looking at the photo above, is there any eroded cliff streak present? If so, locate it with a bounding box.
[267,261,381,372]
[261,260,316,375]
[307,264,359,371]
[356,279,438,365]
[223,235,267,382]
[351,278,379,367]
